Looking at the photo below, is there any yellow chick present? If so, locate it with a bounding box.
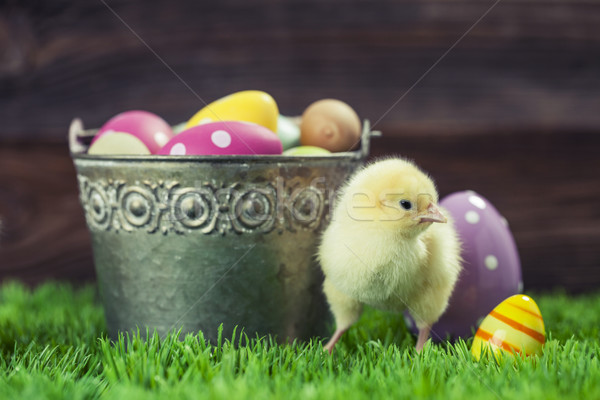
[318,157,462,353]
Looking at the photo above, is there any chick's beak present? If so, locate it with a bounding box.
[416,203,447,224]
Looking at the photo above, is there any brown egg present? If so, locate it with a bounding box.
[300,99,361,152]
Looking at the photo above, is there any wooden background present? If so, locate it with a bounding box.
[1,0,599,292]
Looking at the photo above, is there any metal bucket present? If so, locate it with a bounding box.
[69,119,377,342]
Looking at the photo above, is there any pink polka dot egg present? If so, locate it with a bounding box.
[89,110,174,155]
[159,121,283,156]
[404,190,522,341]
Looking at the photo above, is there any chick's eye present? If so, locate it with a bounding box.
[399,200,412,210]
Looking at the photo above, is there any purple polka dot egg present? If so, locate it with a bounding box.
[159,121,283,156]
[89,110,174,155]
[404,190,522,341]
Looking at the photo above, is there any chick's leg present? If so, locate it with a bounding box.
[324,329,347,353]
[410,283,453,352]
[322,278,363,353]
[416,325,431,352]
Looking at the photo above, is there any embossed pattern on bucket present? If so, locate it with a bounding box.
[70,120,377,342]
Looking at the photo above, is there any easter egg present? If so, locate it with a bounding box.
[185,90,279,132]
[300,99,361,152]
[159,121,282,156]
[471,294,545,360]
[91,110,173,154]
[277,115,301,150]
[404,190,522,341]
[283,146,331,156]
[88,132,151,155]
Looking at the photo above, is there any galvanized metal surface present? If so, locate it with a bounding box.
[70,120,377,342]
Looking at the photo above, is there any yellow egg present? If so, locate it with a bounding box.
[185,90,279,132]
[471,294,545,361]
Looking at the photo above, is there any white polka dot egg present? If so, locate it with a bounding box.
[437,190,522,339]
[405,190,522,340]
[159,121,283,156]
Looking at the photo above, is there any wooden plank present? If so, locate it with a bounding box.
[1,0,598,291]
[2,0,600,139]
[0,130,598,292]
[0,144,95,284]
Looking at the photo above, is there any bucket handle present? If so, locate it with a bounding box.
[69,118,96,155]
[359,119,381,160]
[69,118,381,156]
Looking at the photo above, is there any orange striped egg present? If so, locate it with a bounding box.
[471,294,545,360]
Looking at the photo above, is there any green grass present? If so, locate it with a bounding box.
[0,282,599,399]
